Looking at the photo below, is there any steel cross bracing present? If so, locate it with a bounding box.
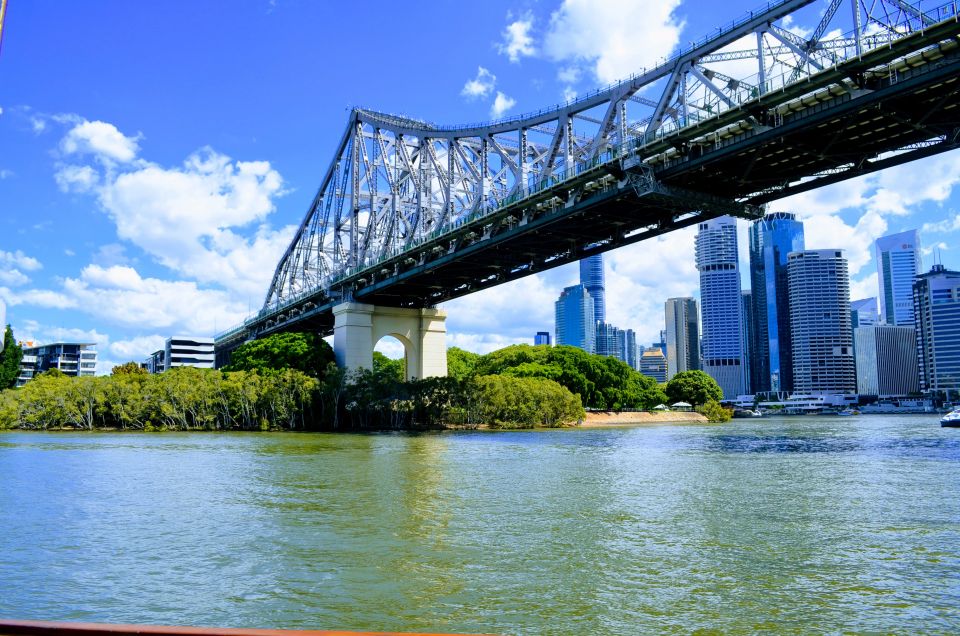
[228,0,960,343]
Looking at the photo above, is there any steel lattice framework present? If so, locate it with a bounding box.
[214,0,960,348]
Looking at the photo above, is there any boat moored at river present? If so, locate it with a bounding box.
[940,409,960,427]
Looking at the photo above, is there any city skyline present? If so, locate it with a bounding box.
[2,1,960,373]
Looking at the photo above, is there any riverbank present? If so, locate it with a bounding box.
[581,410,708,427]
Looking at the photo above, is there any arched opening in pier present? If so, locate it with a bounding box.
[374,334,410,381]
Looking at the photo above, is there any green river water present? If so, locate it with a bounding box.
[1,415,958,634]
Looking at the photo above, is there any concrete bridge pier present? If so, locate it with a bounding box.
[332,302,447,380]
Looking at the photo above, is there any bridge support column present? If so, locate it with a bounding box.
[332,302,447,380]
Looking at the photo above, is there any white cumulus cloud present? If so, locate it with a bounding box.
[60,120,141,163]
[55,125,294,299]
[490,91,517,118]
[543,0,684,84]
[55,164,99,192]
[110,334,168,360]
[462,67,497,99]
[499,13,536,62]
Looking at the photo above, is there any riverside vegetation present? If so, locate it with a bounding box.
[0,329,729,431]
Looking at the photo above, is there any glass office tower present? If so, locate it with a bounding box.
[555,284,595,353]
[579,254,606,324]
[749,212,805,394]
[876,229,921,326]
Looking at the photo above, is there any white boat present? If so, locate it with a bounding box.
[940,409,960,427]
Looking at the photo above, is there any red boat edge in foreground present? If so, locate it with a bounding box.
[0,620,495,636]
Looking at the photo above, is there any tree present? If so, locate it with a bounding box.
[665,370,723,407]
[471,375,584,429]
[473,344,665,410]
[0,325,23,390]
[373,351,404,382]
[224,331,335,379]
[112,361,148,376]
[447,347,480,381]
[697,399,732,423]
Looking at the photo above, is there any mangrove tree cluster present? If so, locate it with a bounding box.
[0,335,727,430]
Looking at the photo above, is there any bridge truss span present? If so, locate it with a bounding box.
[237,0,960,345]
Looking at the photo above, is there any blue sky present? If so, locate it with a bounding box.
[1,0,959,371]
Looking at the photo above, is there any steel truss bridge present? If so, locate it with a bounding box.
[217,0,960,351]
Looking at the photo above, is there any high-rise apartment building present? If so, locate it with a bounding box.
[555,284,595,353]
[913,265,960,398]
[579,254,606,324]
[696,216,746,398]
[854,325,919,397]
[16,342,98,387]
[534,331,551,346]
[787,250,856,395]
[749,212,805,393]
[876,229,921,326]
[664,297,700,379]
[144,336,215,373]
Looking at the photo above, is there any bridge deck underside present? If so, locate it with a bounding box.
[657,56,960,201]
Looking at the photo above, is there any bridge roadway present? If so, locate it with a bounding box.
[217,11,960,352]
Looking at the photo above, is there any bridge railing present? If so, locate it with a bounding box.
[359,0,806,134]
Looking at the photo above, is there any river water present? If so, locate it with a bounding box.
[1,415,958,634]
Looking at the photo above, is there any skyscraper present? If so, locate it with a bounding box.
[850,297,880,329]
[913,264,960,399]
[655,330,667,358]
[741,290,755,395]
[876,229,921,326]
[854,325,919,397]
[664,297,700,379]
[579,254,606,324]
[639,347,668,383]
[696,216,747,398]
[534,331,551,346]
[625,329,638,370]
[787,250,856,395]
[749,212,805,393]
[596,322,627,362]
[555,284,595,353]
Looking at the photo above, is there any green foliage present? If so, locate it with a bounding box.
[665,370,723,407]
[112,361,148,376]
[697,399,732,423]
[373,351,405,382]
[0,325,23,390]
[0,366,319,431]
[473,344,666,410]
[446,347,480,381]
[472,374,584,429]
[224,331,334,379]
